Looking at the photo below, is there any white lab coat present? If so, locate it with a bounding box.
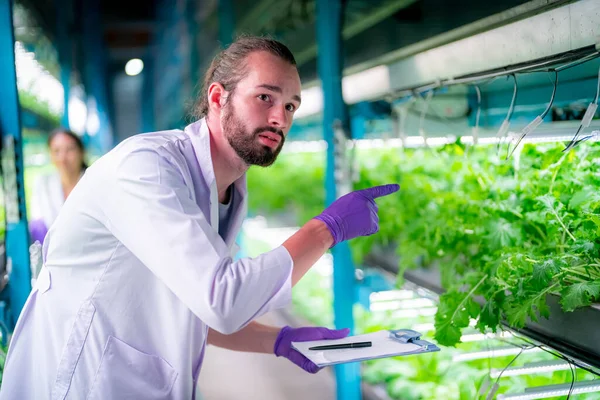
[0,119,293,399]
[30,170,66,230]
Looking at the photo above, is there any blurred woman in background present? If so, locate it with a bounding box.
[29,128,87,244]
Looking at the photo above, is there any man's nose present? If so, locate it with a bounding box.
[268,105,288,131]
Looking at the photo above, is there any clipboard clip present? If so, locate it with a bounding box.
[389,329,421,343]
[389,329,437,351]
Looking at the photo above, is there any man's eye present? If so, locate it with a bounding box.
[286,104,296,112]
[258,94,270,102]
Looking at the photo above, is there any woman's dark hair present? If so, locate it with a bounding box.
[193,35,296,120]
[48,128,88,170]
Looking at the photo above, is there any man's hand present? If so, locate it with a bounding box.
[314,184,400,248]
[274,325,350,373]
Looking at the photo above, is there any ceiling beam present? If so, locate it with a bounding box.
[294,0,419,67]
[236,0,280,33]
[107,46,147,60]
[103,20,156,32]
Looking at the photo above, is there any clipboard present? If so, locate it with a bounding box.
[291,329,440,368]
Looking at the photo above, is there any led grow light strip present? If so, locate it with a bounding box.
[282,127,600,154]
[452,346,542,362]
[461,330,513,343]
[391,307,437,319]
[369,290,415,302]
[490,360,573,379]
[497,380,600,399]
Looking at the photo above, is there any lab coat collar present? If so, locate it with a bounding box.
[184,118,248,198]
[184,119,248,250]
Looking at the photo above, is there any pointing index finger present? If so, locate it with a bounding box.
[361,184,400,199]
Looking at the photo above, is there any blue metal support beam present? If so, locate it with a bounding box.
[0,0,32,329]
[141,54,155,133]
[316,0,362,399]
[218,0,235,48]
[56,0,71,128]
[82,0,113,155]
[186,0,200,99]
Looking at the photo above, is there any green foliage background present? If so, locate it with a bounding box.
[247,141,600,346]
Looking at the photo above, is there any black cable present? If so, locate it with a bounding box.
[385,48,598,100]
[472,85,482,145]
[506,69,559,159]
[540,70,559,119]
[595,64,600,105]
[506,74,518,122]
[563,64,600,152]
[490,347,524,394]
[554,51,600,73]
[566,359,575,400]
[501,328,600,377]
[497,74,519,155]
[494,330,584,399]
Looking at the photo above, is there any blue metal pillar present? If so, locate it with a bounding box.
[141,54,155,132]
[218,0,235,48]
[186,0,200,98]
[56,0,71,128]
[0,0,32,329]
[316,0,361,399]
[82,0,113,155]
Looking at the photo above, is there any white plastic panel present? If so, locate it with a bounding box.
[388,0,600,91]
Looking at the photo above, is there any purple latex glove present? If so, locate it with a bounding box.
[314,184,400,248]
[274,325,350,373]
[29,219,48,244]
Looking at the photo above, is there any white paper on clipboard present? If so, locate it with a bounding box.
[291,330,440,368]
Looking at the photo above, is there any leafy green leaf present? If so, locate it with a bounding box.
[486,218,522,248]
[537,194,557,211]
[569,190,592,209]
[561,281,600,311]
[505,301,529,328]
[530,259,562,290]
[586,214,600,236]
[570,240,596,254]
[537,297,551,319]
[476,300,500,333]
[434,289,483,346]
[434,322,462,347]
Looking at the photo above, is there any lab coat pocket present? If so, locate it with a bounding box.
[86,336,178,400]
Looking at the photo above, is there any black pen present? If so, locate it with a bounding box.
[309,341,372,351]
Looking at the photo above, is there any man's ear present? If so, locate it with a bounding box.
[207,82,228,114]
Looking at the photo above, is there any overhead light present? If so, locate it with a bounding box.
[281,140,327,153]
[293,65,391,120]
[15,41,64,115]
[460,330,513,343]
[452,346,542,362]
[369,290,415,302]
[342,65,390,105]
[490,360,573,379]
[293,86,323,119]
[125,58,144,76]
[412,323,435,333]
[497,380,600,400]
[85,97,100,136]
[369,297,435,312]
[391,307,437,319]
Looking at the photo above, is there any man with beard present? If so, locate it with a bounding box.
[0,36,399,399]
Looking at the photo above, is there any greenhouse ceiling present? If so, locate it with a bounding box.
[15,0,537,82]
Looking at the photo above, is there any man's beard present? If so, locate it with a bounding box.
[221,102,285,167]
